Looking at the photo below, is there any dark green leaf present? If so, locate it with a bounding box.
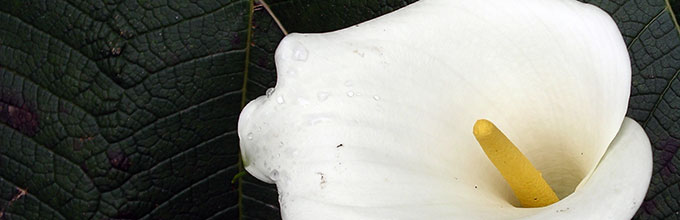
[2,0,677,219]
[0,0,248,219]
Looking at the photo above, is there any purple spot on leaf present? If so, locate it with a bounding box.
[0,91,39,136]
[231,33,241,47]
[642,200,657,213]
[80,162,89,173]
[107,149,131,171]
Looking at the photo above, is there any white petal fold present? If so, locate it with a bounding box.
[514,118,652,220]
[237,0,647,219]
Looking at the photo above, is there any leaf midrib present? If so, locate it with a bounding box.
[238,0,255,219]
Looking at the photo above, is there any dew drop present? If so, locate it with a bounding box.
[277,96,285,104]
[175,15,180,20]
[270,169,279,181]
[292,45,308,61]
[317,92,329,101]
[344,80,354,87]
[373,95,381,101]
[247,132,253,140]
[346,91,355,97]
[266,88,275,98]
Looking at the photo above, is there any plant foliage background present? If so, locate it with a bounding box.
[0,0,678,219]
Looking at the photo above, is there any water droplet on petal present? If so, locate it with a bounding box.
[344,80,354,87]
[247,132,253,140]
[277,96,285,104]
[270,169,279,181]
[373,95,381,101]
[293,45,308,61]
[266,88,275,97]
[317,92,329,101]
[346,91,355,97]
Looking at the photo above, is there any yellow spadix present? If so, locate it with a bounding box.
[473,119,559,208]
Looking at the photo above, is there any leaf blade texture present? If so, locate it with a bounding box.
[1,0,679,219]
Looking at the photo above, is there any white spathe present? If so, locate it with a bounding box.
[237,0,653,219]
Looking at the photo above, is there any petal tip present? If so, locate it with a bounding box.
[237,96,276,183]
[275,33,310,63]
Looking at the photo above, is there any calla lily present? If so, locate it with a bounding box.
[237,0,653,219]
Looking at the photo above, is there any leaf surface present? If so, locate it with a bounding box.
[2,0,679,219]
[0,0,249,219]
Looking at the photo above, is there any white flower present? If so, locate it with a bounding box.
[237,0,653,219]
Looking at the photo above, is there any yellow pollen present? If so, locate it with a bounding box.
[473,119,559,208]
